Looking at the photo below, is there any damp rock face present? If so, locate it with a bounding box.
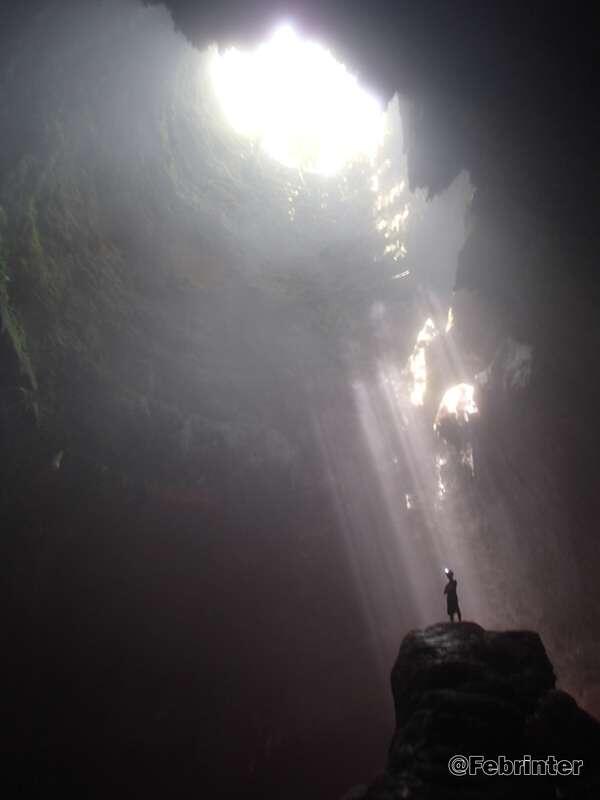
[363,623,600,800]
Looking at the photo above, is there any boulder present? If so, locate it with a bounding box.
[365,623,600,799]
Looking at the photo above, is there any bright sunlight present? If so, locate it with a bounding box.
[209,25,386,176]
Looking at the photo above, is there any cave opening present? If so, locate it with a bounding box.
[209,24,385,176]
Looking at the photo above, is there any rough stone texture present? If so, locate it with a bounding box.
[364,623,600,799]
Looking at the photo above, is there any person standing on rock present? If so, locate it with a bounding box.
[444,568,462,622]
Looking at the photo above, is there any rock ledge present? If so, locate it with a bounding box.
[364,623,600,799]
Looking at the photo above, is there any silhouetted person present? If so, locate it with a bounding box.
[444,568,461,622]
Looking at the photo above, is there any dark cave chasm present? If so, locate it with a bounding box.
[2,1,600,798]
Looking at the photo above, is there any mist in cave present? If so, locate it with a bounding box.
[3,2,600,798]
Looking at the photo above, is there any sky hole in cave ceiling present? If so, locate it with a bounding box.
[204,21,472,297]
[208,24,386,177]
[203,22,422,278]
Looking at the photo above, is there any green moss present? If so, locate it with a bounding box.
[0,203,37,393]
[0,286,38,393]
